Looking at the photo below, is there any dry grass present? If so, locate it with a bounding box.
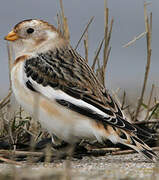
[91,0,113,86]
[134,3,153,121]
[0,0,159,180]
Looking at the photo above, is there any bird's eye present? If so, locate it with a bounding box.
[26,28,34,34]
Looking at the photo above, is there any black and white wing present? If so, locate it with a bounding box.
[23,46,153,139]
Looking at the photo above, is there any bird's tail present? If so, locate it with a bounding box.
[120,132,158,162]
[104,126,158,162]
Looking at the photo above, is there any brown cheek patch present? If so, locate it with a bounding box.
[13,55,29,67]
[35,37,47,46]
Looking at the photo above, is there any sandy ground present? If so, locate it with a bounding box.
[0,153,159,180]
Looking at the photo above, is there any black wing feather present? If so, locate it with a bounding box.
[24,47,153,139]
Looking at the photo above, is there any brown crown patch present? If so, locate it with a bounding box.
[13,19,64,39]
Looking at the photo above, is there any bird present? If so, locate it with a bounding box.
[4,19,158,162]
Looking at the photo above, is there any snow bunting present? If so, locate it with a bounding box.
[5,19,158,162]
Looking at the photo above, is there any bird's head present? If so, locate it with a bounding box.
[5,19,66,57]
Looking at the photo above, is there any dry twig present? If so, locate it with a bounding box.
[134,3,152,120]
[92,38,104,71]
[6,43,13,91]
[75,16,94,50]
[144,84,155,120]
[84,30,89,62]
[0,156,22,165]
[59,0,70,41]
[121,91,126,110]
[0,90,12,109]
[0,149,44,157]
[123,32,147,48]
[112,146,159,156]
[133,119,159,125]
[101,0,114,86]
[93,1,113,86]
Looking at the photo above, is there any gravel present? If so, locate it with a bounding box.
[0,153,159,180]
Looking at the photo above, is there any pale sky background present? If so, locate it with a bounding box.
[0,0,159,100]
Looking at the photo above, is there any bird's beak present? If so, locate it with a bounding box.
[4,30,19,41]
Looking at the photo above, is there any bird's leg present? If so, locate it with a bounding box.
[51,134,69,150]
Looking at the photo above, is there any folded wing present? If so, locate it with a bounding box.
[23,47,154,140]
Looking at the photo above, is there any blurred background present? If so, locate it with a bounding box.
[0,0,159,101]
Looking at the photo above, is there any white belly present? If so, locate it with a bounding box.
[11,62,97,143]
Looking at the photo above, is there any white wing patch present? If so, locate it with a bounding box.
[26,76,110,119]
